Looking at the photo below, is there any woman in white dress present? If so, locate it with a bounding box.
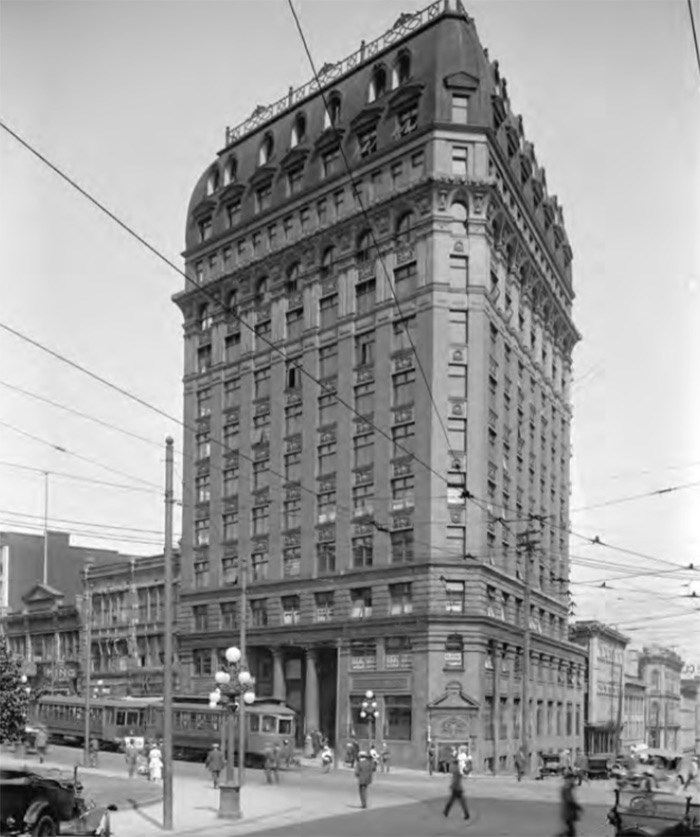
[148,742,163,782]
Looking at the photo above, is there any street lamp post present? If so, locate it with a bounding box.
[360,690,379,746]
[209,646,255,819]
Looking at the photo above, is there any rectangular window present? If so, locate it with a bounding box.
[251,505,269,536]
[286,308,303,340]
[318,392,337,426]
[283,547,300,578]
[195,261,204,284]
[198,217,212,243]
[319,344,338,378]
[223,377,240,409]
[197,345,212,374]
[385,695,412,741]
[283,216,294,241]
[350,641,376,672]
[484,696,494,740]
[385,637,412,670]
[194,560,209,589]
[353,433,374,469]
[220,602,237,631]
[194,518,209,546]
[358,127,377,158]
[445,580,465,613]
[254,367,271,400]
[350,587,372,618]
[448,364,468,401]
[352,484,374,517]
[223,422,239,451]
[355,332,375,367]
[391,423,415,459]
[195,474,210,503]
[451,93,469,124]
[452,145,468,177]
[317,488,336,523]
[356,278,376,314]
[226,201,241,228]
[392,369,415,406]
[354,382,374,416]
[300,205,311,233]
[223,466,238,497]
[192,649,212,676]
[397,104,418,136]
[499,697,508,739]
[251,552,268,582]
[281,595,300,625]
[251,599,268,627]
[323,149,340,178]
[287,167,304,195]
[196,387,211,417]
[319,294,338,329]
[333,189,344,214]
[389,582,413,615]
[224,332,240,363]
[284,451,301,484]
[317,442,337,476]
[352,534,373,568]
[283,496,301,530]
[285,404,302,437]
[193,605,208,631]
[222,511,238,542]
[267,223,277,249]
[449,255,469,289]
[391,476,414,510]
[391,529,414,564]
[314,590,334,621]
[255,185,271,213]
[316,543,336,575]
[222,555,238,586]
[447,416,467,451]
[394,262,417,297]
[392,315,415,352]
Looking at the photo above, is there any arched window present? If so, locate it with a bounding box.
[320,246,335,278]
[255,276,268,304]
[290,113,306,148]
[392,51,411,88]
[323,94,342,129]
[367,65,387,102]
[198,304,212,331]
[396,210,414,244]
[223,157,237,186]
[450,201,468,235]
[356,230,373,264]
[258,134,274,166]
[206,167,220,196]
[286,262,300,293]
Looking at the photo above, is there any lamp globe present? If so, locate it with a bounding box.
[225,646,241,664]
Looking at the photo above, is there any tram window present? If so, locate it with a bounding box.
[195,714,205,729]
[75,707,84,721]
[116,711,126,726]
[211,716,220,732]
[126,711,139,726]
[261,715,275,733]
[249,715,260,733]
[278,719,292,735]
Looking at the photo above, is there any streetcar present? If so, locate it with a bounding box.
[33,694,297,765]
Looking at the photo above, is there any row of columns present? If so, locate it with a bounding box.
[271,647,320,733]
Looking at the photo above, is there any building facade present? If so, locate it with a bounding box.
[680,678,699,758]
[175,0,584,769]
[623,649,646,750]
[85,554,179,696]
[639,645,683,750]
[570,622,628,755]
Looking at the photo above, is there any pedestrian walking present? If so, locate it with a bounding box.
[346,735,359,768]
[573,751,588,786]
[427,739,436,776]
[271,743,281,783]
[321,743,334,773]
[355,751,374,809]
[515,748,526,782]
[369,742,380,773]
[557,771,582,837]
[380,741,391,773]
[125,741,139,779]
[89,736,100,769]
[443,758,471,821]
[683,756,699,791]
[205,743,225,789]
[148,742,163,782]
[35,727,48,764]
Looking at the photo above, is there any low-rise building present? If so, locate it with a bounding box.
[639,645,683,750]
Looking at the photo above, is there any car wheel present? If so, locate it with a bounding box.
[32,813,58,836]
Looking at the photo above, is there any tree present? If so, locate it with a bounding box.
[0,634,29,742]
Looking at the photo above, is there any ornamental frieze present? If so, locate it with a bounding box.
[395,244,415,266]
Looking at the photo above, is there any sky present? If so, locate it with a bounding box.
[0,0,699,660]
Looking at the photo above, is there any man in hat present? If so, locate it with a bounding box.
[355,751,374,809]
[443,757,470,820]
[557,771,582,837]
[205,743,225,789]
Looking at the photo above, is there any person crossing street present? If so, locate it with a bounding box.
[205,743,225,789]
[443,757,471,821]
[355,751,374,809]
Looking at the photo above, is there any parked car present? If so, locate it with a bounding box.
[536,751,567,779]
[588,752,615,780]
[0,766,114,836]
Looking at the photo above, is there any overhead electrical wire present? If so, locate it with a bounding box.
[0,506,165,536]
[570,478,700,513]
[688,0,700,80]
[0,460,162,495]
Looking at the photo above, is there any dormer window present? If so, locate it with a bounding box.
[223,157,237,186]
[324,93,342,129]
[290,113,306,148]
[393,51,411,88]
[368,65,387,102]
[258,133,274,166]
[206,168,220,196]
[451,94,469,124]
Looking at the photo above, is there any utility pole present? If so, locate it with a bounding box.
[42,472,49,584]
[238,555,247,789]
[82,561,93,767]
[163,437,175,831]
[517,528,539,774]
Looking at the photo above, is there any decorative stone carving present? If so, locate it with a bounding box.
[317,525,335,543]
[453,240,464,253]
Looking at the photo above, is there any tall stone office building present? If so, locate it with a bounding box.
[174,0,586,769]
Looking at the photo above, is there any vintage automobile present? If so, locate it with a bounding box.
[606,787,699,836]
[536,750,568,779]
[587,752,615,780]
[0,766,114,836]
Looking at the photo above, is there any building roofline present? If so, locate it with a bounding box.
[221,0,471,150]
[570,619,630,646]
